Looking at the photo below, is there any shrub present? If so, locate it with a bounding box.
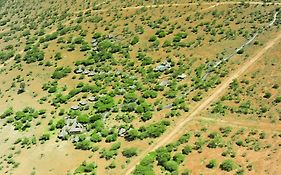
[105,133,117,142]
[75,161,97,174]
[182,145,192,155]
[94,95,115,113]
[122,148,138,158]
[100,149,117,160]
[0,50,14,62]
[80,43,91,51]
[220,159,237,172]
[272,84,279,89]
[237,49,244,54]
[23,47,44,63]
[149,35,157,42]
[133,153,156,175]
[56,119,65,129]
[274,96,281,103]
[110,142,121,150]
[156,30,166,38]
[90,133,102,143]
[39,133,50,141]
[173,35,181,42]
[173,153,185,164]
[139,120,170,138]
[206,159,217,168]
[0,107,13,119]
[163,40,172,47]
[131,36,139,45]
[75,140,92,150]
[263,92,272,99]
[54,52,62,60]
[163,160,179,172]
[77,114,89,124]
[182,169,190,175]
[51,67,71,79]
[126,129,140,141]
[141,112,152,121]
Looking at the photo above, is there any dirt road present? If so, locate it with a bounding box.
[123,32,281,175]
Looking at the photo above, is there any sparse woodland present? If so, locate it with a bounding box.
[0,0,280,174]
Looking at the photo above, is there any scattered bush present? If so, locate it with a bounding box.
[220,159,238,172]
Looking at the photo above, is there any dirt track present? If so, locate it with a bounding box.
[123,32,281,175]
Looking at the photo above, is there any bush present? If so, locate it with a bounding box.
[0,107,13,119]
[100,149,117,160]
[56,119,65,129]
[105,133,117,142]
[131,36,139,45]
[263,92,272,99]
[156,30,166,38]
[0,50,14,62]
[54,52,62,60]
[140,120,170,138]
[141,112,152,121]
[143,90,157,98]
[182,145,192,155]
[220,159,237,172]
[173,35,181,42]
[163,160,179,172]
[149,35,157,42]
[23,47,44,63]
[173,153,185,164]
[182,169,190,175]
[272,84,279,89]
[39,133,50,141]
[126,129,140,141]
[75,140,92,150]
[133,153,156,175]
[206,159,217,168]
[90,133,102,143]
[110,142,121,150]
[80,43,91,51]
[274,96,281,103]
[75,161,97,174]
[51,67,71,79]
[237,49,244,54]
[94,95,115,113]
[122,148,138,158]
[77,114,89,124]
[162,40,172,47]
